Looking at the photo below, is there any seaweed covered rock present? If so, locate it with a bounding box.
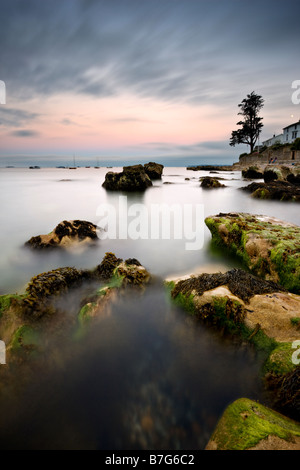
[242,166,263,179]
[205,398,300,450]
[144,162,164,180]
[25,220,99,250]
[263,165,293,183]
[95,252,123,280]
[200,177,226,189]
[241,180,300,202]
[205,213,300,293]
[265,367,300,422]
[19,253,151,319]
[102,165,153,191]
[22,266,90,318]
[170,268,300,342]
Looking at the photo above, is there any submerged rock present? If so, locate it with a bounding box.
[205,213,300,294]
[205,398,300,450]
[143,162,164,180]
[102,165,153,191]
[25,220,99,250]
[200,177,226,189]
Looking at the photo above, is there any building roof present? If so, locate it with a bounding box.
[283,120,300,130]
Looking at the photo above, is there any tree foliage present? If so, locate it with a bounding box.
[230,91,264,153]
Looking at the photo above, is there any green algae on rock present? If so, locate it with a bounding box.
[0,253,151,365]
[205,398,300,450]
[205,213,300,294]
[168,267,300,420]
[241,180,300,202]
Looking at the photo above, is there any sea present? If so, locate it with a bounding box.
[0,166,299,450]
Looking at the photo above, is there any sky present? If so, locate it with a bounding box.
[0,0,300,167]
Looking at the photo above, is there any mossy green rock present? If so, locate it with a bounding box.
[205,398,300,450]
[205,213,300,294]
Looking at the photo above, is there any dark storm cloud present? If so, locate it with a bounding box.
[1,0,299,106]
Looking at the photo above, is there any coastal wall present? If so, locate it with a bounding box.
[238,147,300,167]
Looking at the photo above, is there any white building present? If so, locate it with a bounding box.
[283,120,300,144]
[262,120,300,147]
[262,133,284,147]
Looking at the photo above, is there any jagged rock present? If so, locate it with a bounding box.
[205,213,300,293]
[200,177,226,188]
[102,165,153,191]
[143,162,164,180]
[205,398,300,450]
[25,220,98,250]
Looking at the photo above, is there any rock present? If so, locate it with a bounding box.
[187,165,233,171]
[265,367,300,422]
[205,213,300,293]
[205,398,300,450]
[170,268,300,342]
[102,165,153,191]
[287,173,300,186]
[16,252,150,320]
[143,162,164,180]
[169,267,300,420]
[241,180,300,201]
[242,166,263,179]
[25,220,98,250]
[263,165,292,183]
[200,177,226,189]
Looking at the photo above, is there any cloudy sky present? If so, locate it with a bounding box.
[0,0,299,166]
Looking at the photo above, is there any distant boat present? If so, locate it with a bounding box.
[29,166,40,169]
[56,166,66,169]
[6,166,14,168]
[68,167,77,170]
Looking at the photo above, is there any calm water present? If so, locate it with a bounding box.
[0,166,299,450]
[1,167,299,292]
